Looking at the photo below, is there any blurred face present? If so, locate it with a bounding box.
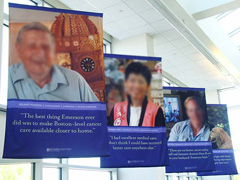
[16,30,55,77]
[125,73,149,100]
[185,100,204,127]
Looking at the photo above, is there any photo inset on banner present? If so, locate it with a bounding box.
[8,7,105,102]
[207,105,233,149]
[163,87,210,141]
[104,54,164,127]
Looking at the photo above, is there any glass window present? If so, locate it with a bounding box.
[42,159,61,164]
[69,169,111,180]
[0,164,32,180]
[219,87,240,107]
[68,158,100,167]
[4,0,37,14]
[42,167,60,180]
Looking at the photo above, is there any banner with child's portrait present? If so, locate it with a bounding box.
[4,3,109,158]
[101,54,168,168]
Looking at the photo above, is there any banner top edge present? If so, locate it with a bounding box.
[104,53,162,62]
[163,86,205,91]
[9,3,103,17]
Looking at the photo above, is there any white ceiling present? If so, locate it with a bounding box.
[59,0,235,90]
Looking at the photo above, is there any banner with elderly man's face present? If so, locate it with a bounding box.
[163,87,215,173]
[4,3,109,158]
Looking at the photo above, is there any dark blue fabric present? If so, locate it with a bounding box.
[197,150,238,176]
[9,3,103,17]
[101,127,169,168]
[163,86,205,91]
[3,100,109,158]
[104,54,162,61]
[166,141,215,172]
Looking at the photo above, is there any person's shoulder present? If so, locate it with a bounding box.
[9,63,22,73]
[147,100,160,109]
[114,101,128,108]
[172,120,189,130]
[9,63,24,78]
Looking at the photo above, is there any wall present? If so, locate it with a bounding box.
[112,33,154,56]
[205,90,219,104]
[118,167,165,180]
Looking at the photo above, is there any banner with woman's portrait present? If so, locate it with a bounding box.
[163,87,215,172]
[101,54,169,168]
[4,3,109,158]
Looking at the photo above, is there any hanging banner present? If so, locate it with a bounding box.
[163,87,215,172]
[101,127,168,168]
[101,54,168,167]
[198,104,238,176]
[4,3,109,158]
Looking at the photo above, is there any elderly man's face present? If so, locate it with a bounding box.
[186,100,204,127]
[16,30,55,76]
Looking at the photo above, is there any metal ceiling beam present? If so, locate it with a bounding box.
[147,0,240,87]
[193,0,240,21]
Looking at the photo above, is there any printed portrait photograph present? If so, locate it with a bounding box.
[8,7,105,102]
[104,55,164,127]
[163,88,210,142]
[207,105,233,149]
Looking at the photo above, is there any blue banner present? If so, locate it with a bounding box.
[197,150,238,176]
[101,127,169,168]
[3,99,109,158]
[166,142,215,172]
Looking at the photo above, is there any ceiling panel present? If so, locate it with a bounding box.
[103,21,126,35]
[154,42,177,53]
[188,52,206,61]
[169,56,192,65]
[124,0,153,13]
[101,2,135,21]
[86,0,122,10]
[180,45,199,55]
[161,29,183,41]
[139,9,165,23]
[151,20,174,33]
[115,14,147,30]
[60,0,99,12]
[129,24,158,36]
[171,38,191,48]
[153,34,168,45]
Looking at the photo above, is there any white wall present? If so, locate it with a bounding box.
[118,167,165,180]
[205,90,219,104]
[112,33,154,56]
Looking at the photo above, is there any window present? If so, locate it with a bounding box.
[37,158,115,180]
[0,163,32,180]
[219,87,240,174]
[166,173,201,180]
[217,8,240,50]
[3,0,37,14]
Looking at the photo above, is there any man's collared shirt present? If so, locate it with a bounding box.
[8,63,99,102]
[168,119,210,141]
